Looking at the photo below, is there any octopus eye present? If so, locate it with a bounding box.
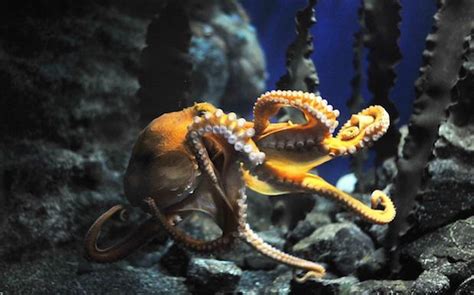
[197,110,207,117]
[339,126,360,140]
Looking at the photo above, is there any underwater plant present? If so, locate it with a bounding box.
[386,0,474,272]
[84,91,395,281]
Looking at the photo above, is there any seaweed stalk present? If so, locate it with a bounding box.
[137,1,193,125]
[449,30,474,126]
[386,0,474,272]
[276,0,319,94]
[363,0,402,166]
[271,0,320,229]
[347,0,368,184]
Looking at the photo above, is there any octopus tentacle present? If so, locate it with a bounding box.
[186,108,266,219]
[235,187,326,281]
[259,163,396,224]
[84,205,161,262]
[299,174,395,224]
[253,90,340,136]
[187,109,265,169]
[143,109,268,253]
[323,105,390,156]
[145,197,235,252]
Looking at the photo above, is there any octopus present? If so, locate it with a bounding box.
[84,90,396,282]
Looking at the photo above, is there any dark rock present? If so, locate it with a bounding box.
[368,224,389,245]
[178,213,223,242]
[287,212,331,244]
[237,269,281,294]
[375,157,398,189]
[187,0,266,112]
[186,258,242,293]
[412,121,474,233]
[270,194,315,231]
[402,216,474,284]
[411,270,450,295]
[0,249,189,294]
[357,248,388,279]
[292,222,375,275]
[0,0,266,262]
[246,190,275,232]
[349,280,413,294]
[290,276,358,295]
[215,239,249,267]
[0,0,146,259]
[216,228,285,270]
[264,271,293,294]
[456,275,474,295]
[160,243,191,276]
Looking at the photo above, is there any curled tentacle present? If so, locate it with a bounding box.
[248,163,396,224]
[186,108,266,170]
[253,90,340,136]
[300,176,396,224]
[84,205,161,262]
[323,105,390,156]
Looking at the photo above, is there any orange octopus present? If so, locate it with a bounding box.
[84,90,396,281]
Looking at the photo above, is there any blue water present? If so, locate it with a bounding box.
[241,0,436,183]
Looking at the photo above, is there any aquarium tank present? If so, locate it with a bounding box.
[1,0,473,294]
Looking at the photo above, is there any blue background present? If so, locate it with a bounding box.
[241,0,437,183]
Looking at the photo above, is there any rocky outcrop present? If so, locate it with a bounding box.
[293,222,375,275]
[186,258,242,293]
[0,0,265,262]
[402,217,474,287]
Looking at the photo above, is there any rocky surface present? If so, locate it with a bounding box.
[293,222,375,275]
[187,0,266,112]
[0,0,267,292]
[455,275,474,294]
[412,121,474,234]
[290,276,359,295]
[349,280,413,294]
[0,0,265,261]
[0,249,189,294]
[186,258,242,293]
[402,216,474,287]
[160,244,191,277]
[0,0,147,260]
[287,212,331,244]
[214,228,285,270]
[411,270,451,294]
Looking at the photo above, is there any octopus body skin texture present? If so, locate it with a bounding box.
[84,91,396,282]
